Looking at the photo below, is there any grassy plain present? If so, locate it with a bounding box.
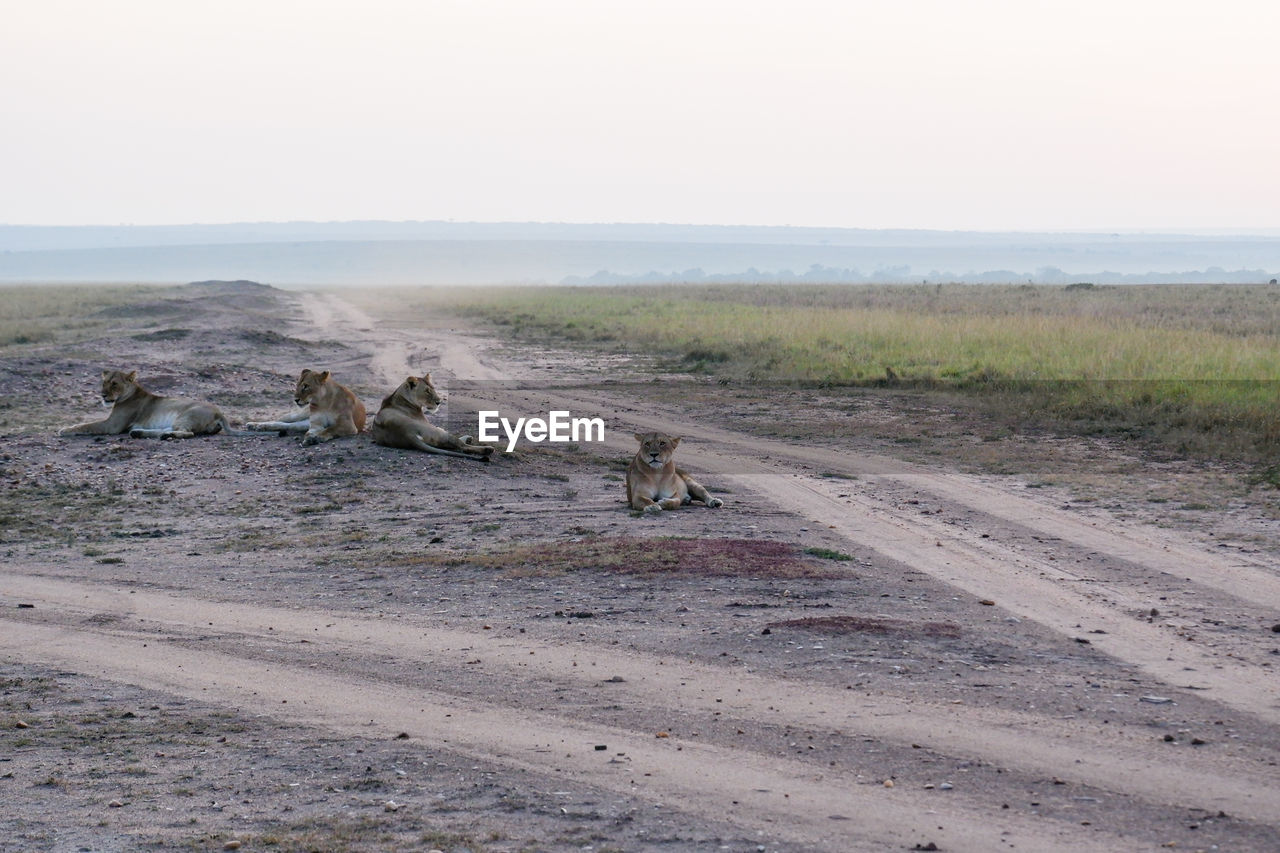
[354,282,1280,467]
[0,283,179,347]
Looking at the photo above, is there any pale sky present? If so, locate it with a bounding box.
[3,0,1278,231]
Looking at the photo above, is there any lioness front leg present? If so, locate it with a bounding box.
[631,495,664,513]
[681,473,723,508]
[246,407,311,432]
[58,421,111,436]
[246,420,310,434]
[302,426,340,446]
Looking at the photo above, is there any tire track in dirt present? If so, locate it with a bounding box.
[4,615,1110,852]
[300,292,415,389]
[545,388,1280,607]
[494,388,1280,724]
[4,571,1277,826]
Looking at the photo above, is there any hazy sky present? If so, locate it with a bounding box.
[4,0,1278,231]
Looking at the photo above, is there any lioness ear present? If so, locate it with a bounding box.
[406,378,417,388]
[670,436,681,447]
[126,370,137,382]
[318,370,331,382]
[299,368,312,379]
[634,432,645,443]
[423,372,431,382]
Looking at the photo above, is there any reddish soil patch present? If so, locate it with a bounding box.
[766,615,963,639]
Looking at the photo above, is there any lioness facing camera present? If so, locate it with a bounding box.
[626,432,723,512]
[58,370,237,439]
[372,374,493,460]
[246,368,366,446]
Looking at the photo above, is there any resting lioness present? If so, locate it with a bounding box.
[626,432,723,512]
[245,368,366,446]
[372,374,493,460]
[58,369,238,439]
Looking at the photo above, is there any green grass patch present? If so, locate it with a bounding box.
[803,546,854,561]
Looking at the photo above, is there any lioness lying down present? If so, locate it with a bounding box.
[59,369,237,439]
[626,432,723,512]
[372,374,493,460]
[245,368,366,446]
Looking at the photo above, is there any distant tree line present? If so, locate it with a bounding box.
[561,264,1280,286]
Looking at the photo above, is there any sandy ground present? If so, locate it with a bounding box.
[1,281,1279,852]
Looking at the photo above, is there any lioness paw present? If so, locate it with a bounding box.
[642,503,664,514]
[707,497,724,508]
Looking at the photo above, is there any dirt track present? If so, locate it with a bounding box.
[2,284,1279,852]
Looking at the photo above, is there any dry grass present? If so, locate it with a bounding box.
[348,283,1280,464]
[0,283,180,348]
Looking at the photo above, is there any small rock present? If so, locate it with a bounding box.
[655,731,670,738]
[979,599,995,606]
[883,779,895,788]
[107,800,124,808]
[939,782,954,790]
[383,800,401,812]
[223,842,242,851]
[594,744,608,751]
[1271,624,1280,633]
[14,720,29,729]
[1139,696,1174,704]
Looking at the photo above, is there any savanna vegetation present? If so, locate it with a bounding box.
[359,282,1280,471]
[0,283,180,347]
[5,281,1277,476]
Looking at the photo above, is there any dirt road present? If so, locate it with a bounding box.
[2,284,1278,851]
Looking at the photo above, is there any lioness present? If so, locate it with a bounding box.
[626,432,723,512]
[59,369,238,439]
[372,374,493,460]
[245,368,366,446]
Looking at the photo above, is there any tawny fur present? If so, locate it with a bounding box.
[245,368,365,445]
[372,374,493,460]
[626,432,723,513]
[58,370,236,439]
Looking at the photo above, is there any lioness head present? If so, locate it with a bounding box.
[634,432,680,469]
[100,369,140,404]
[294,369,330,406]
[399,374,442,414]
